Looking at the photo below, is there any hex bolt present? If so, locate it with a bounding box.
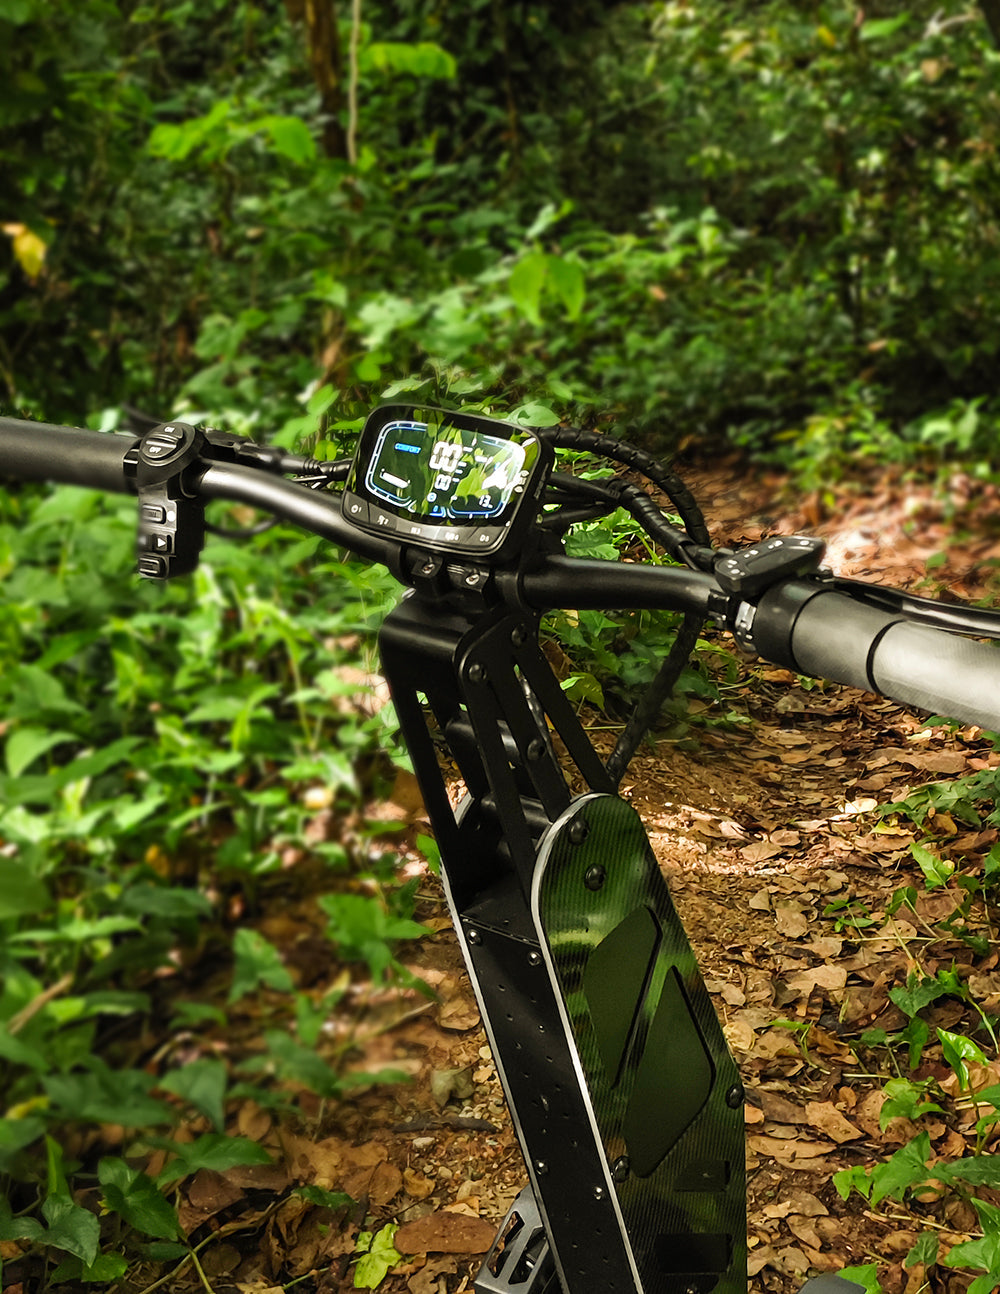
[467,928,482,946]
[467,663,488,684]
[612,1156,630,1184]
[593,1185,605,1201]
[584,865,606,891]
[528,951,542,966]
[465,571,481,587]
[535,1160,548,1176]
[526,738,545,762]
[568,818,589,845]
[726,1084,744,1109]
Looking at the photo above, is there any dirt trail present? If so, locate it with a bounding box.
[123,455,1000,1294]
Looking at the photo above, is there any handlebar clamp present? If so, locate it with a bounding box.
[133,421,207,579]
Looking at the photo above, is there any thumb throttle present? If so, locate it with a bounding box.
[135,421,206,579]
[715,535,827,600]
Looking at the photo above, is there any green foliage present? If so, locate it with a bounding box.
[541,501,738,729]
[837,766,1000,1288]
[320,883,428,983]
[838,1265,881,1294]
[353,1223,403,1289]
[229,928,296,1002]
[943,1199,1000,1294]
[878,1077,944,1128]
[153,1133,271,1185]
[2,0,997,456]
[0,474,407,1282]
[99,1159,181,1241]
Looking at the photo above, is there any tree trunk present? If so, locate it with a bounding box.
[285,0,348,159]
[980,0,1000,47]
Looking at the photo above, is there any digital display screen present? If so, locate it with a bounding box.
[343,405,551,559]
[365,419,528,522]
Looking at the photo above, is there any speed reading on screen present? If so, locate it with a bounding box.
[343,405,553,559]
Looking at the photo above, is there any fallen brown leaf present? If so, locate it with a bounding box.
[404,1168,436,1200]
[757,1091,806,1125]
[786,965,849,996]
[747,1134,837,1164]
[395,1211,497,1255]
[186,1168,244,1217]
[237,1102,272,1142]
[723,1020,756,1053]
[370,1161,403,1206]
[785,1215,824,1250]
[762,1190,828,1220]
[438,996,480,1031]
[773,904,810,939]
[742,840,785,862]
[407,1256,460,1294]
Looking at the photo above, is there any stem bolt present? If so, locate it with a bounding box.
[467,663,487,684]
[584,865,606,891]
[568,819,589,845]
[726,1084,744,1109]
[612,1156,630,1184]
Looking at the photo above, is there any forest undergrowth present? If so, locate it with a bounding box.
[4,451,1000,1293]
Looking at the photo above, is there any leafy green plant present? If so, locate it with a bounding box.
[353,1222,404,1289]
[0,470,418,1285]
[320,882,428,984]
[835,761,1000,1291]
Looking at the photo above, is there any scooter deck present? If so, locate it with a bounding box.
[460,793,746,1294]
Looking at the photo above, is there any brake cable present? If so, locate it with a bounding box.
[832,577,1000,640]
[538,424,712,556]
[202,446,352,539]
[537,426,714,786]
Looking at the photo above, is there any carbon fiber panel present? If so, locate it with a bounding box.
[534,795,746,1294]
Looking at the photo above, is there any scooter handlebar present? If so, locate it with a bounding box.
[0,418,139,492]
[3,415,999,731]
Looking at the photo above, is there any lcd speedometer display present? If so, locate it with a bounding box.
[366,420,527,521]
[342,405,553,560]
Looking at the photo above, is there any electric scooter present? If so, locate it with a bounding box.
[5,406,1000,1293]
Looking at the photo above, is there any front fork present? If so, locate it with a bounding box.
[378,597,862,1294]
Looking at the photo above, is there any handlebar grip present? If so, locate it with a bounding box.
[869,620,1000,731]
[0,418,138,492]
[753,583,1000,732]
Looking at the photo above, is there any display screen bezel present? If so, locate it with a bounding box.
[342,404,552,559]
